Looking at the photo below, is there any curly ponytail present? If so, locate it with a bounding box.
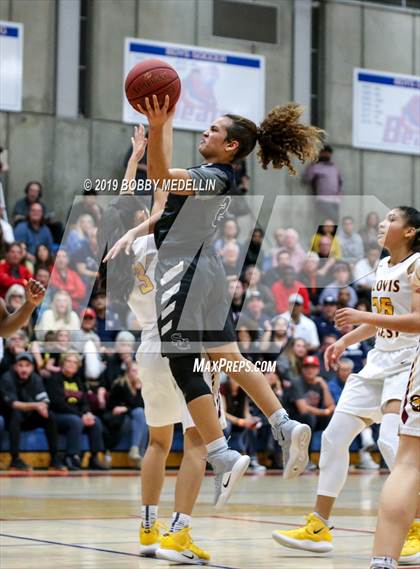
[225,103,324,174]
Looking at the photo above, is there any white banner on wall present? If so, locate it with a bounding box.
[353,68,420,155]
[123,38,265,132]
[0,21,23,112]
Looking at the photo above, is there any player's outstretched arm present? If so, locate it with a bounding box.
[324,323,377,370]
[139,95,194,198]
[336,286,420,334]
[0,278,45,338]
[120,123,148,195]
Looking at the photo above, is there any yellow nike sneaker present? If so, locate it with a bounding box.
[272,512,333,553]
[139,521,165,557]
[156,527,211,565]
[400,521,420,565]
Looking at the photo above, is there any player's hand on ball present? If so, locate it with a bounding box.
[25,278,46,307]
[335,307,362,328]
[131,123,148,161]
[324,338,346,371]
[138,94,176,127]
[103,228,136,262]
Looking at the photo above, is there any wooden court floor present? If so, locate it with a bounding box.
[0,469,409,569]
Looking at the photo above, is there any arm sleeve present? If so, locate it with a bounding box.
[33,374,50,404]
[0,374,18,406]
[187,165,229,198]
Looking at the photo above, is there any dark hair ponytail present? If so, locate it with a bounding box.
[397,206,420,253]
[225,103,324,174]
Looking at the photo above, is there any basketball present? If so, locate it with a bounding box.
[125,59,181,113]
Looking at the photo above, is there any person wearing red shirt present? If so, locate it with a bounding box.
[271,266,310,315]
[0,243,33,298]
[49,249,86,312]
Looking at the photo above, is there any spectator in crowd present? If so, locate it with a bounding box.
[272,266,310,315]
[302,144,343,222]
[353,245,381,293]
[359,211,380,252]
[234,317,261,363]
[283,228,306,273]
[73,226,99,285]
[310,219,341,260]
[328,357,354,404]
[49,249,86,312]
[14,203,54,262]
[336,287,353,309]
[34,267,50,290]
[244,227,266,268]
[64,214,95,260]
[0,204,14,244]
[242,265,275,315]
[12,181,51,227]
[284,355,335,433]
[103,360,148,467]
[37,290,81,337]
[220,242,243,276]
[240,291,271,338]
[214,218,241,255]
[280,294,320,352]
[32,331,64,381]
[0,242,33,298]
[221,376,266,473]
[4,284,26,314]
[17,242,34,273]
[0,330,28,375]
[0,353,64,471]
[298,252,325,306]
[314,295,341,342]
[262,249,291,288]
[99,331,135,394]
[90,290,122,343]
[269,228,286,268]
[67,192,103,226]
[73,308,101,350]
[337,216,365,266]
[260,315,291,361]
[45,351,108,470]
[227,276,244,323]
[34,244,54,273]
[318,261,358,307]
[277,338,308,383]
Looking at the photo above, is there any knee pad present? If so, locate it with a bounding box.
[319,426,335,470]
[169,356,211,403]
[378,413,400,470]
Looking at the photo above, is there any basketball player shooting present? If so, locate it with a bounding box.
[106,90,324,504]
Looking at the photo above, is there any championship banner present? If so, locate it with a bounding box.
[353,67,420,155]
[123,38,265,131]
[0,21,23,112]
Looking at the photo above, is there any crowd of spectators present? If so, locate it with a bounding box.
[0,146,384,471]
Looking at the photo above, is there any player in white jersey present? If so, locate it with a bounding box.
[370,237,420,569]
[130,232,227,565]
[272,207,420,563]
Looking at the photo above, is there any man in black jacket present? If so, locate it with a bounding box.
[0,353,64,470]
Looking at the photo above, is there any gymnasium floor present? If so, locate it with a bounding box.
[0,469,407,569]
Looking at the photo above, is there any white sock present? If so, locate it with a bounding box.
[378,413,400,470]
[206,437,228,456]
[141,505,158,529]
[268,409,288,427]
[170,512,191,533]
[314,511,330,527]
[370,556,397,569]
